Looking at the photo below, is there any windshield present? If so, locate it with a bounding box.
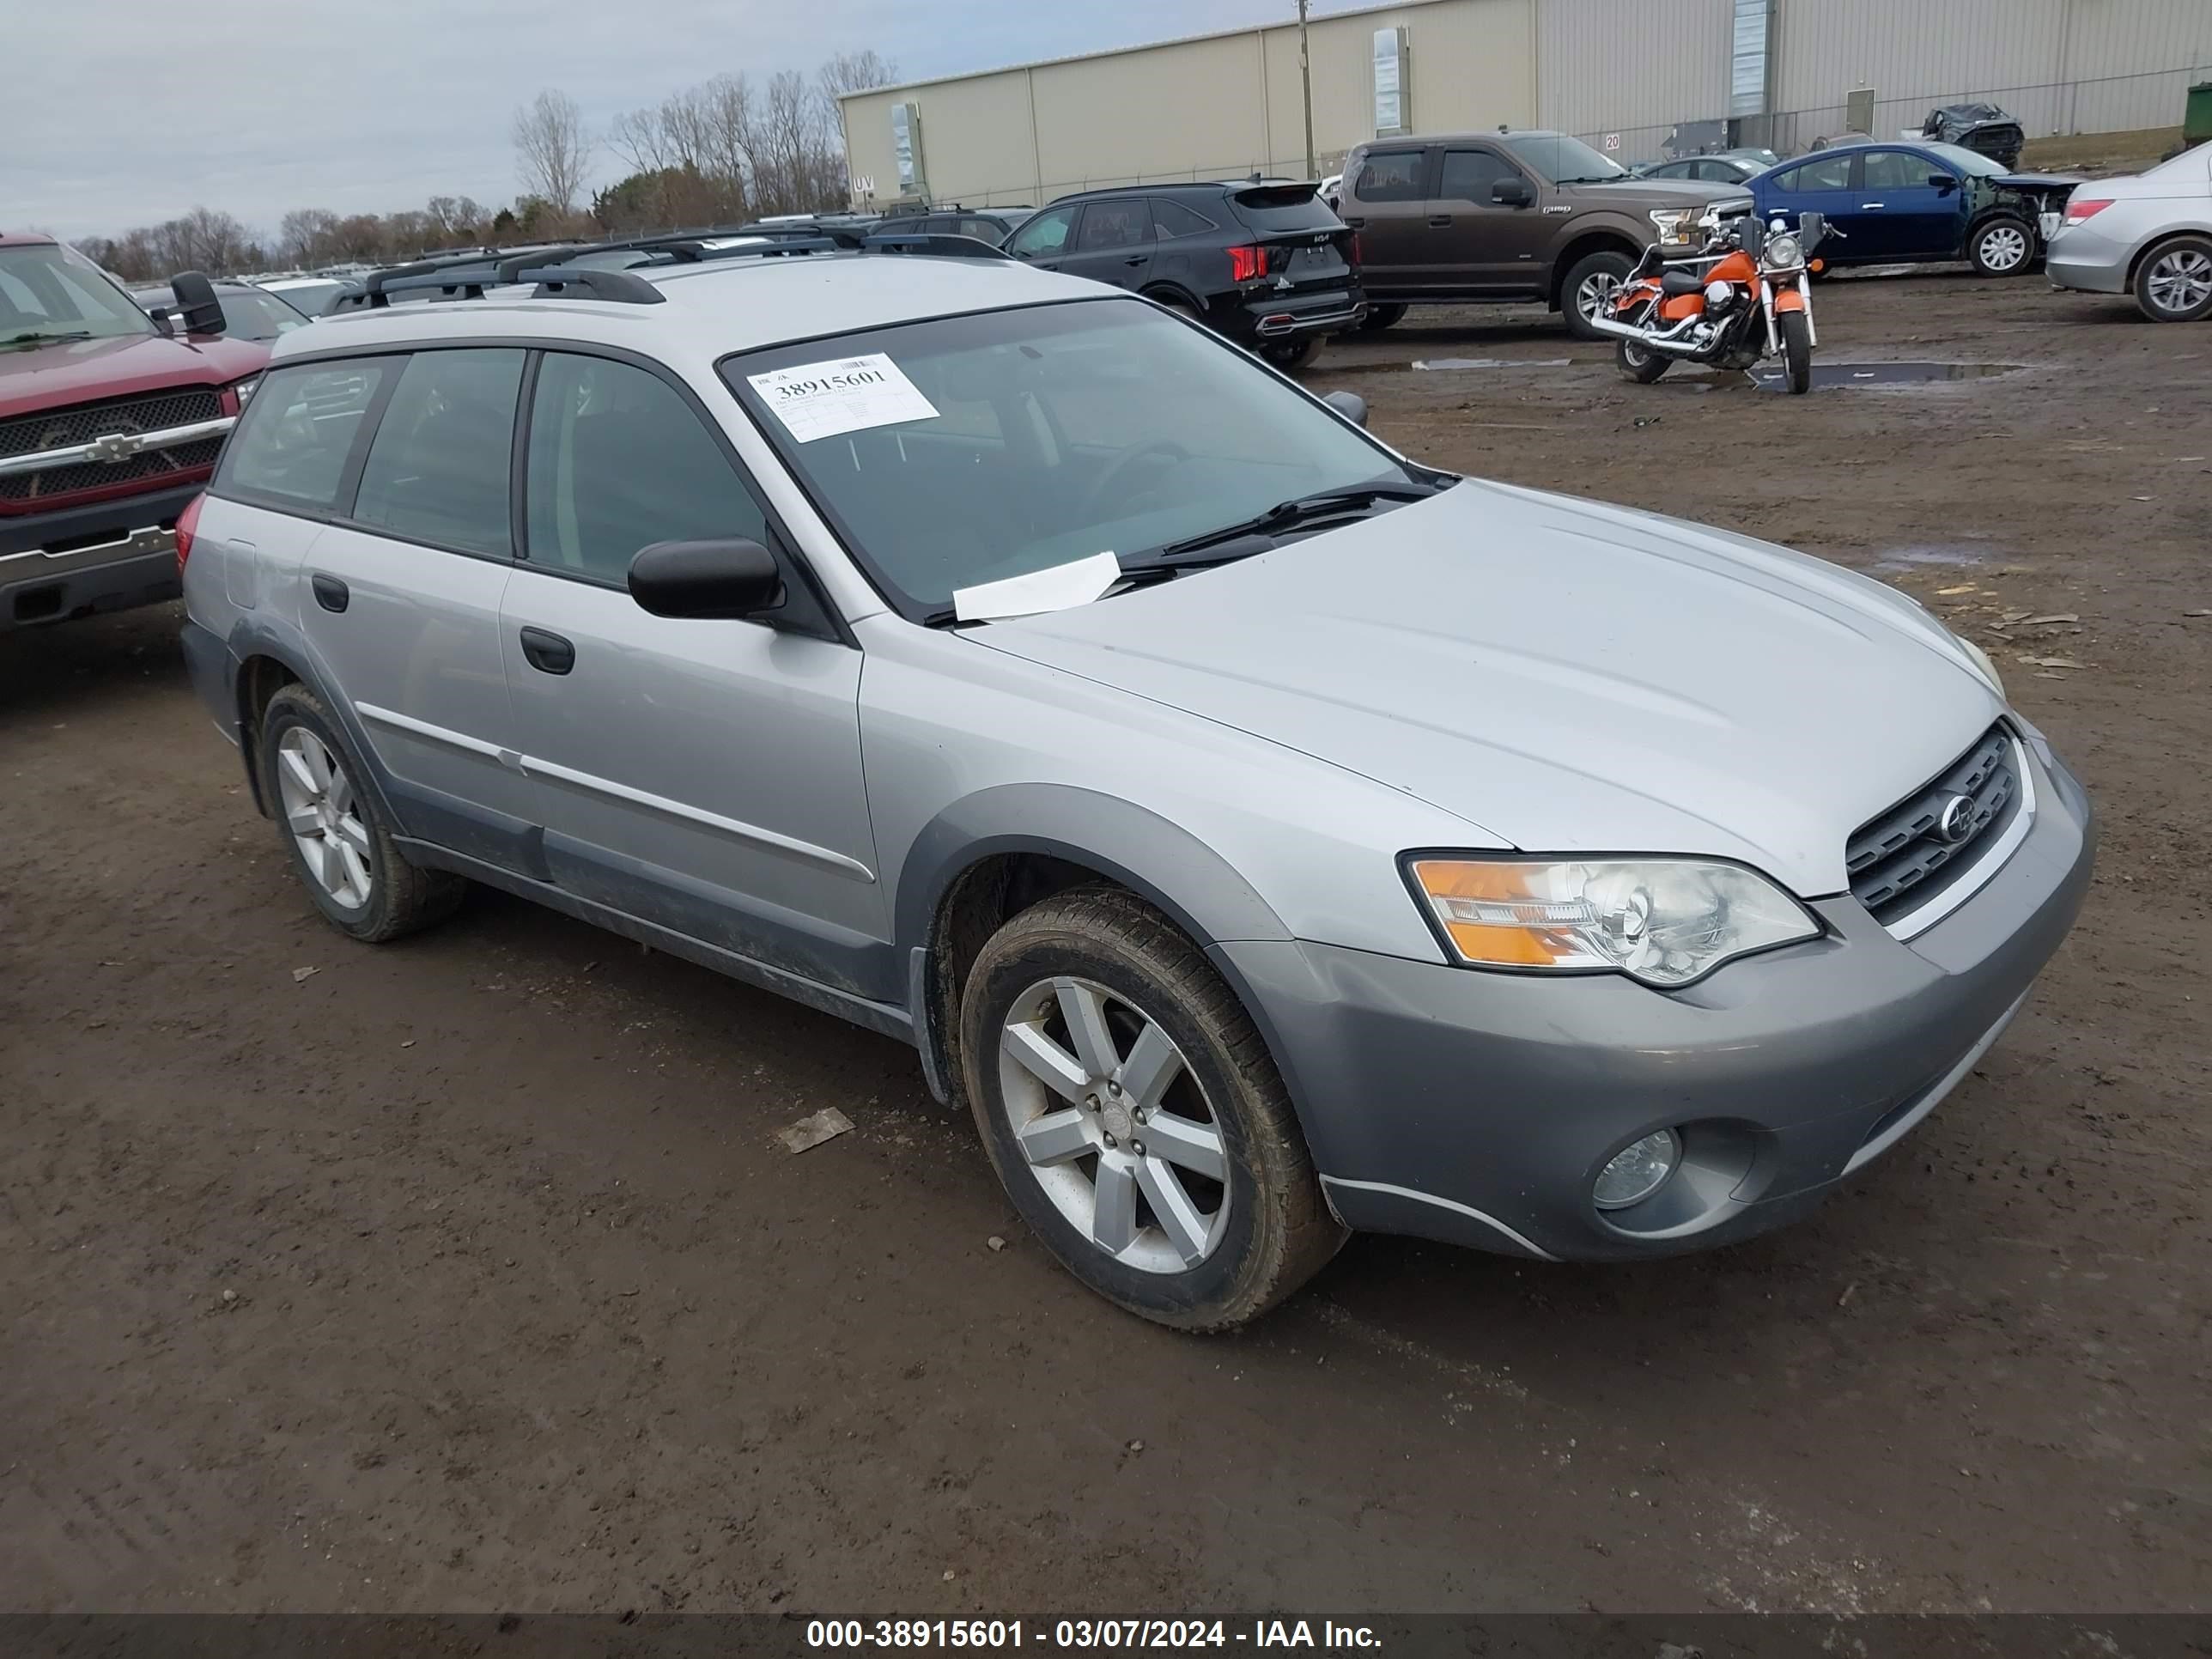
[0,243,155,343]
[721,299,1425,617]
[1927,143,2010,178]
[1500,133,1629,185]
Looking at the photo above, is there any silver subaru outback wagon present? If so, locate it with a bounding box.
[179,244,2094,1328]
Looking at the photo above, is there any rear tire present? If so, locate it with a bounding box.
[958,886,1343,1331]
[1968,216,2033,277]
[1560,250,1636,341]
[2132,234,2212,322]
[259,684,464,943]
[1355,302,1407,333]
[1259,337,1318,371]
[1614,302,1671,383]
[1779,309,1814,394]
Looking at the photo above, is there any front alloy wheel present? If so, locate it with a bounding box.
[959,886,1342,1329]
[999,976,1230,1273]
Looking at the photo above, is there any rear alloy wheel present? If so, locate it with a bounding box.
[959,887,1342,1329]
[1561,250,1636,341]
[259,684,464,943]
[1969,216,2033,276]
[2135,236,2212,322]
[1260,336,1318,371]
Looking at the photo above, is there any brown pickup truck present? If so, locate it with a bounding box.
[1338,130,1753,339]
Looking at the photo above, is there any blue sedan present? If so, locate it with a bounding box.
[1749,141,2078,276]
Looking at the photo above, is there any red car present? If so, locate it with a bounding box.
[2,232,269,633]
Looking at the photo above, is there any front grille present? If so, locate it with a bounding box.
[0,387,223,460]
[1846,725,2021,923]
[0,436,223,503]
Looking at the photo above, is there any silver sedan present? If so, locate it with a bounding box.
[2046,143,2212,321]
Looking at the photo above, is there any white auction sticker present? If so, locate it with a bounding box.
[747,353,939,443]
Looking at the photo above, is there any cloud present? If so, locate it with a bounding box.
[13,0,1294,240]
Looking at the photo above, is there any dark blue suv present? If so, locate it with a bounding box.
[1750,141,2077,276]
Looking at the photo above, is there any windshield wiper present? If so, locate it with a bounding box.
[1127,480,1440,568]
[3,329,95,347]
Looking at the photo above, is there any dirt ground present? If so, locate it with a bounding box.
[3,268,2207,1616]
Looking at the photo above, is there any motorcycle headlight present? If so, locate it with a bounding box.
[229,374,262,408]
[1648,208,1695,245]
[1765,232,1803,267]
[1407,856,1820,988]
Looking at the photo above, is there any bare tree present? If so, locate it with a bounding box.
[513,88,592,215]
[816,49,896,104]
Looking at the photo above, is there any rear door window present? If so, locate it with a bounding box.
[349,348,526,557]
[1075,199,1152,252]
[1352,150,1428,203]
[218,358,395,511]
[1775,155,1852,192]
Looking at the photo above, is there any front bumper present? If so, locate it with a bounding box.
[1217,731,2095,1262]
[1,532,179,633]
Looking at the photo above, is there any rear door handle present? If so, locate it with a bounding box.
[519,626,574,675]
[1427,215,1453,228]
[1122,254,1146,265]
[310,574,349,613]
[1342,216,1366,228]
[1860,202,1885,209]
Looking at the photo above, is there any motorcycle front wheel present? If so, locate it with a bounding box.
[1779,310,1814,394]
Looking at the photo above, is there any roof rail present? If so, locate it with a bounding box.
[504,267,666,305]
[860,233,1013,261]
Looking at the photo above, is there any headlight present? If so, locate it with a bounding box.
[1406,856,1820,988]
[1648,208,1695,244]
[1958,634,2007,699]
[1765,232,1803,267]
[230,374,262,407]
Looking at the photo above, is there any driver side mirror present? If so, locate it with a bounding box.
[1491,177,1534,208]
[1929,173,1958,193]
[170,270,227,337]
[1322,390,1368,428]
[629,538,785,620]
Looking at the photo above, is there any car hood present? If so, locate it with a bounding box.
[1994,171,2080,193]
[0,330,268,421]
[970,481,2002,898]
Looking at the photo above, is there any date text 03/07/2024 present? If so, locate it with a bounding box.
[804,1620,1382,1649]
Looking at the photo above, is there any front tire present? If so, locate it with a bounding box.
[1779,309,1814,393]
[958,887,1343,1331]
[1561,250,1636,341]
[2133,235,2212,322]
[1968,216,2033,277]
[259,684,464,943]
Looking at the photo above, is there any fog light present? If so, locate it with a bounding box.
[1594,1130,1680,1210]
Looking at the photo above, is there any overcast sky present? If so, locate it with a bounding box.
[12,0,1308,241]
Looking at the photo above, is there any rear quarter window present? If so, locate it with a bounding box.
[218,358,395,511]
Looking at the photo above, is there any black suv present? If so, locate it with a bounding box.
[1004,181,1362,368]
[874,205,1033,246]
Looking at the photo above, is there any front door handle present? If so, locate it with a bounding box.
[310,574,349,613]
[1860,202,1885,209]
[1427,214,1453,228]
[519,626,574,675]
[1342,216,1366,228]
[1122,254,1146,265]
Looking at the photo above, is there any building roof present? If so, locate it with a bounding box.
[837,0,1459,104]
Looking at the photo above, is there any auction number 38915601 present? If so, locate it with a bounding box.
[805,1620,1241,1648]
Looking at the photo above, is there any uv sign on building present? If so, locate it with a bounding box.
[837,0,2212,210]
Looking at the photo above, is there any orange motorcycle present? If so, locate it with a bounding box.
[1590,212,1840,393]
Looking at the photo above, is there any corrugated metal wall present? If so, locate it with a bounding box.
[1532,0,2212,155]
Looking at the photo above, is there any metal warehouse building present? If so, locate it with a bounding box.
[837,0,2212,210]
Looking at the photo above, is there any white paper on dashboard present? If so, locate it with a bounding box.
[951,551,1123,623]
[746,353,939,443]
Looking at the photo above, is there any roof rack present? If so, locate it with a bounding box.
[502,266,665,305]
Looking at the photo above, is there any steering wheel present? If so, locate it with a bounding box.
[1079,439,1193,520]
